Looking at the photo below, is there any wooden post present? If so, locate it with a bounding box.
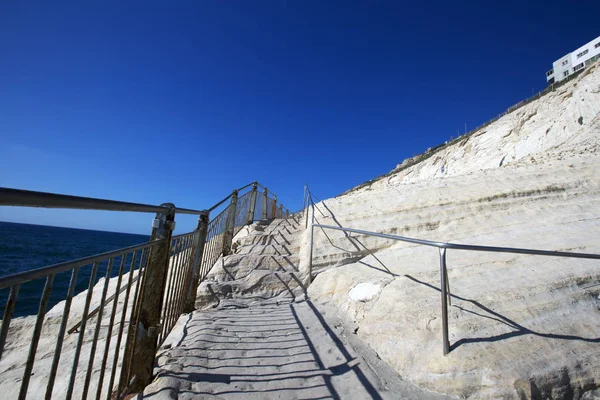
[262,187,268,220]
[184,212,209,313]
[286,210,289,219]
[247,183,258,225]
[279,204,283,219]
[222,190,238,256]
[271,195,277,219]
[121,204,175,392]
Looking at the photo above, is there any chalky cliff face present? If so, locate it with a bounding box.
[303,62,600,398]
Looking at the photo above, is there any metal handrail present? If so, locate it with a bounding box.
[305,185,600,356]
[312,224,600,260]
[0,187,208,216]
[0,180,291,399]
[0,240,161,289]
[206,182,289,215]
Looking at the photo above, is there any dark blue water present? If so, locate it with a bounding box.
[0,221,149,317]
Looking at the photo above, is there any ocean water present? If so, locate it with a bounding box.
[0,221,149,317]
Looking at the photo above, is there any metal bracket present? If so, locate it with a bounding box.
[166,221,176,231]
[148,323,162,338]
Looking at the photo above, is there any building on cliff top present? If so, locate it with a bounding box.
[546,35,600,84]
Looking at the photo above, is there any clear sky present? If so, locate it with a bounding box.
[1,1,599,234]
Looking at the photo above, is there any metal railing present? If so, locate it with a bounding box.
[0,182,289,399]
[302,185,600,356]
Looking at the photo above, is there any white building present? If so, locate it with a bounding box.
[546,35,600,84]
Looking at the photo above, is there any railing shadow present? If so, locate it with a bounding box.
[146,301,385,399]
[403,274,600,350]
[307,188,600,351]
[310,193,395,276]
[302,300,384,400]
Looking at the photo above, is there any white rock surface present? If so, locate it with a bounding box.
[304,62,600,399]
[143,218,447,400]
[349,282,382,302]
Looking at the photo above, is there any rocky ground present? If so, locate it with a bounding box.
[143,217,445,399]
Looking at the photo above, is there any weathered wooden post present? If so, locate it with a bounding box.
[121,204,175,393]
[279,204,283,219]
[271,195,278,219]
[262,187,268,220]
[222,190,238,256]
[286,209,289,219]
[247,183,258,225]
[184,212,209,313]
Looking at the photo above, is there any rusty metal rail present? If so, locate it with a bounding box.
[0,181,289,399]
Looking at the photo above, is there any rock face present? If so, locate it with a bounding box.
[303,62,600,398]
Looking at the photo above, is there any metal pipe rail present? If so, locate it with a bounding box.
[312,224,600,260]
[0,180,290,399]
[0,187,208,215]
[0,240,159,290]
[304,186,600,356]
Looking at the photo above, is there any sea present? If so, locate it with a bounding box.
[0,221,150,317]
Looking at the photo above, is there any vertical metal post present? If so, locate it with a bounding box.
[185,213,209,313]
[272,195,278,219]
[0,284,20,361]
[247,183,258,224]
[19,275,54,400]
[302,184,307,211]
[122,204,175,393]
[304,191,310,229]
[222,190,238,256]
[308,204,314,283]
[439,247,450,355]
[262,187,268,220]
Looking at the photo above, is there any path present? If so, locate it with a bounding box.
[141,217,447,399]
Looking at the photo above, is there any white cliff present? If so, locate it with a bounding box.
[303,62,600,398]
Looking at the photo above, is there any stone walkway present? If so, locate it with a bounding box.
[142,299,446,399]
[140,217,448,399]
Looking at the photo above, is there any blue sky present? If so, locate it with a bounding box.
[1,1,599,234]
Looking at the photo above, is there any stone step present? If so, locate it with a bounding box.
[238,231,303,248]
[234,242,300,256]
[212,254,300,281]
[195,270,307,309]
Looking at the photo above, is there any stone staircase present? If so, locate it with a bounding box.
[195,216,309,309]
[142,217,447,399]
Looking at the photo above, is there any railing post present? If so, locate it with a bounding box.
[271,195,278,219]
[304,192,310,229]
[184,212,209,313]
[222,190,238,256]
[279,204,283,219]
[302,184,307,211]
[286,210,289,219]
[122,204,175,393]
[247,183,258,225]
[309,203,314,283]
[439,247,450,355]
[262,187,268,220]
